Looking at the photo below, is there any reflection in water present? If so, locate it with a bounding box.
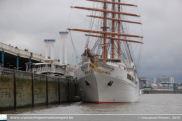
[1,94,182,114]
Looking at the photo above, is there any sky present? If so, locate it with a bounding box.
[0,0,181,84]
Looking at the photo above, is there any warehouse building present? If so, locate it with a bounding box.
[154,77,174,84]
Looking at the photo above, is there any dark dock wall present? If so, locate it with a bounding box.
[47,76,59,104]
[33,74,47,106]
[0,69,14,110]
[0,68,78,111]
[15,71,32,108]
[143,90,182,94]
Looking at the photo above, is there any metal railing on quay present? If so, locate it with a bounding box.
[31,67,65,74]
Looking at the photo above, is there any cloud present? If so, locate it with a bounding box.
[0,0,181,83]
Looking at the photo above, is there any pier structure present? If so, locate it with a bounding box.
[0,41,76,77]
[59,31,69,65]
[44,39,55,60]
[0,42,44,70]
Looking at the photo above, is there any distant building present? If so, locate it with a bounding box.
[139,77,151,88]
[139,77,146,88]
[151,83,160,89]
[147,81,152,87]
[153,77,176,90]
[178,86,182,91]
[139,77,146,80]
[154,77,174,84]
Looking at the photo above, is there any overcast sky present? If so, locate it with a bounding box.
[0,0,181,84]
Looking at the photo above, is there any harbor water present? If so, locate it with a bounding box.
[1,94,182,114]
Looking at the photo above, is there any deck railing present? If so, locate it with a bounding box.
[0,42,46,60]
[0,42,31,57]
[29,67,66,74]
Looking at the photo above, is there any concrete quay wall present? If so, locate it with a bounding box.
[143,90,182,94]
[0,68,78,111]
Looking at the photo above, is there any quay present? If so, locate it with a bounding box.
[142,89,182,94]
[0,32,80,111]
[0,67,81,111]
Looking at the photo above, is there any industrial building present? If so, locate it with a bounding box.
[151,77,179,90]
[178,86,182,91]
[154,77,174,84]
[139,77,151,88]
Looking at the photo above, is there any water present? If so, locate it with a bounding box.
[1,94,182,114]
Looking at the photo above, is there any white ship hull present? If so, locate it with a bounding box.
[77,62,139,103]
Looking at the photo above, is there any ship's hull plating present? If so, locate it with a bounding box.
[78,69,139,103]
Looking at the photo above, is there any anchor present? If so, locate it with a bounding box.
[108,81,113,86]
[85,80,90,86]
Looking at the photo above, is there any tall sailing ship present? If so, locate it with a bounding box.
[68,0,143,103]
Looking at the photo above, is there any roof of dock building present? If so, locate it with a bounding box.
[0,42,75,67]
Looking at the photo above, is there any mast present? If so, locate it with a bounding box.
[103,0,107,62]
[118,0,121,59]
[111,0,115,59]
